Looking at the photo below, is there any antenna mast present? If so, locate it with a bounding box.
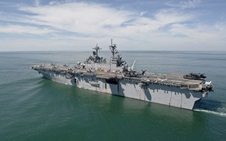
[109,39,118,58]
[93,44,101,57]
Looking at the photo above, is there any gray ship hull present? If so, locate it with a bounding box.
[38,69,206,110]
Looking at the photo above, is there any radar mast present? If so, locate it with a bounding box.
[93,44,101,57]
[109,39,118,58]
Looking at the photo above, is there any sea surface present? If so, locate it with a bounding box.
[0,51,226,141]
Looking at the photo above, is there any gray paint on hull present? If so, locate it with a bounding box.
[38,71,206,110]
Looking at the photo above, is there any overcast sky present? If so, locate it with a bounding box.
[0,0,226,51]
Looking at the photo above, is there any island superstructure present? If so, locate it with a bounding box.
[32,40,213,110]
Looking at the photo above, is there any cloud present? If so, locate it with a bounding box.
[19,2,135,37]
[35,0,41,7]
[179,0,201,8]
[17,2,195,39]
[0,25,54,35]
[166,0,201,9]
[0,0,225,51]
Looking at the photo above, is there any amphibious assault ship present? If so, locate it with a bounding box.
[32,40,213,110]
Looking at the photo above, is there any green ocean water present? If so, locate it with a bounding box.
[0,51,226,141]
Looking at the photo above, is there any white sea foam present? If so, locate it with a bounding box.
[194,109,226,117]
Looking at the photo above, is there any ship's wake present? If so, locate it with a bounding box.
[194,109,226,117]
[194,99,226,117]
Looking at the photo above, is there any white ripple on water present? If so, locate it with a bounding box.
[194,109,226,117]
